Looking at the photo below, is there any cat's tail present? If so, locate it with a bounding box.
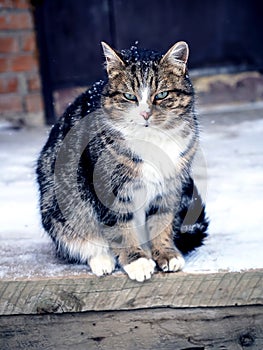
[173,177,209,255]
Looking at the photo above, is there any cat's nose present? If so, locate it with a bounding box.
[140,111,151,120]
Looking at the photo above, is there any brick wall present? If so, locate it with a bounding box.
[0,0,44,126]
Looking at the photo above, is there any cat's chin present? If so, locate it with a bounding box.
[137,121,150,128]
[123,121,151,129]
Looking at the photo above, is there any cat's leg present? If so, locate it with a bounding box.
[55,229,116,277]
[87,238,116,276]
[148,212,185,272]
[89,251,116,277]
[109,223,156,282]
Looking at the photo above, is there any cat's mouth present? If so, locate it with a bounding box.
[137,121,150,128]
[130,119,151,128]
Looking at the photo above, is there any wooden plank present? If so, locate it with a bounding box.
[0,306,262,349]
[0,270,262,316]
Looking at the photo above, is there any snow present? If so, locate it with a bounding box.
[186,110,263,273]
[0,107,263,280]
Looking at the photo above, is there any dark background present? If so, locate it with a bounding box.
[33,0,263,123]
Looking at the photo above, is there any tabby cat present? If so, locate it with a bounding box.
[36,41,208,282]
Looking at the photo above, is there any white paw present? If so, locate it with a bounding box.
[89,255,115,277]
[123,258,156,282]
[163,256,185,272]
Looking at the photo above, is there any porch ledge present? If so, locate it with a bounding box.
[1,269,262,316]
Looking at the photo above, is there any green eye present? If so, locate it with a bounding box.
[155,91,169,100]
[123,93,137,101]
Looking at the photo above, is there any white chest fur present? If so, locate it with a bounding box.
[122,125,188,208]
[115,124,190,245]
[127,125,185,166]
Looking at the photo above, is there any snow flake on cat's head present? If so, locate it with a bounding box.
[120,45,161,66]
[85,80,106,112]
[130,45,139,62]
[95,80,104,87]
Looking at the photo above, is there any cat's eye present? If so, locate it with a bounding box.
[154,91,169,100]
[123,93,137,102]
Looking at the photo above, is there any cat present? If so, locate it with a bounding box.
[36,41,208,282]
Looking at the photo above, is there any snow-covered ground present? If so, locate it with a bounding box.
[0,106,263,279]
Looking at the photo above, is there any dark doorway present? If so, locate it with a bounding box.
[33,0,263,124]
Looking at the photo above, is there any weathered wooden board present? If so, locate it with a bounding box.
[0,270,262,316]
[0,306,262,350]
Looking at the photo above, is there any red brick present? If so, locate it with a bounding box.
[0,36,19,53]
[0,76,18,93]
[10,54,37,72]
[0,12,33,30]
[13,0,30,9]
[0,0,13,8]
[21,32,35,52]
[27,74,41,91]
[0,93,22,113]
[0,0,30,9]
[25,93,43,113]
[0,57,9,72]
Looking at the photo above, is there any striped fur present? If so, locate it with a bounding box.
[36,42,208,282]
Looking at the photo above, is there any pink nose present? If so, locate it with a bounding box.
[140,111,151,120]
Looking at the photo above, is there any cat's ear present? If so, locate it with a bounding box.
[161,41,189,70]
[101,42,125,73]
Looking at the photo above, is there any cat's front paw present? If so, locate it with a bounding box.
[89,254,115,277]
[123,258,156,282]
[162,256,185,272]
[153,250,185,272]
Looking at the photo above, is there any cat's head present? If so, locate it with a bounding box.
[101,41,194,130]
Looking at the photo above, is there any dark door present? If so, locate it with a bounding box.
[33,0,263,123]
